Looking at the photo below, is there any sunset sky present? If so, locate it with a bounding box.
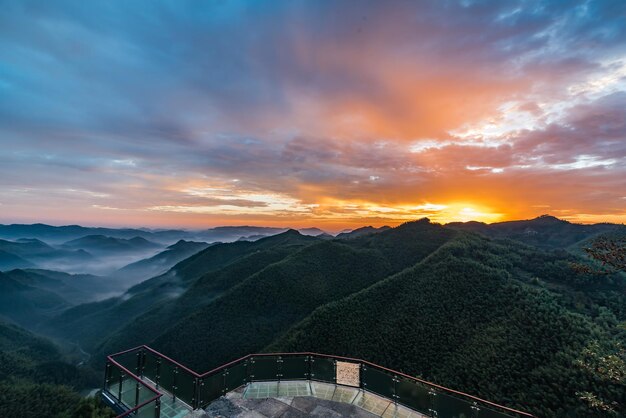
[1,0,625,230]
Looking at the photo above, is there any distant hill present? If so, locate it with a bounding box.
[335,225,391,239]
[0,249,36,271]
[0,223,291,245]
[0,238,94,271]
[447,214,624,249]
[116,240,211,281]
[61,235,162,255]
[0,223,188,244]
[298,227,328,236]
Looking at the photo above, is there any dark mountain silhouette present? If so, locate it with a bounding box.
[447,214,624,249]
[298,227,328,236]
[0,223,187,244]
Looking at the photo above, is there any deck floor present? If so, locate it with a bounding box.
[201,381,427,418]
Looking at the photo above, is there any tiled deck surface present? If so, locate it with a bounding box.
[199,381,427,418]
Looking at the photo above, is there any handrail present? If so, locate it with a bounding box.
[107,346,536,418]
[116,395,161,418]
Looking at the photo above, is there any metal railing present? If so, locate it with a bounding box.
[103,346,535,418]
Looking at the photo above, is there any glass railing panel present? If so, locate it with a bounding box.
[225,360,248,392]
[159,360,176,395]
[250,355,278,381]
[479,406,518,418]
[310,356,335,383]
[362,365,395,399]
[137,382,156,405]
[281,355,309,380]
[142,350,160,384]
[176,369,196,406]
[105,362,122,400]
[396,377,432,415]
[135,401,156,418]
[119,375,138,407]
[197,372,224,408]
[434,392,478,418]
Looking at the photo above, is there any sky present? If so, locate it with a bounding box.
[1,0,625,230]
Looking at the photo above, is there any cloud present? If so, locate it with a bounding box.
[0,0,625,227]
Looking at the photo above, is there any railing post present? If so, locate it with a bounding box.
[277,356,283,382]
[104,362,110,391]
[359,362,364,389]
[392,374,399,405]
[118,372,124,401]
[136,349,143,378]
[192,377,198,409]
[173,366,178,402]
[471,402,480,418]
[154,396,161,418]
[155,358,161,388]
[306,355,311,379]
[135,381,140,408]
[428,389,437,417]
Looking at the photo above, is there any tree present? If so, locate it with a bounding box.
[571,236,625,275]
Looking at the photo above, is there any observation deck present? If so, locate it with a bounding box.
[101,346,535,418]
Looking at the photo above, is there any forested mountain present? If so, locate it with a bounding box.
[89,220,455,366]
[270,233,626,416]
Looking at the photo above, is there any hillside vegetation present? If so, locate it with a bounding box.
[0,320,112,418]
